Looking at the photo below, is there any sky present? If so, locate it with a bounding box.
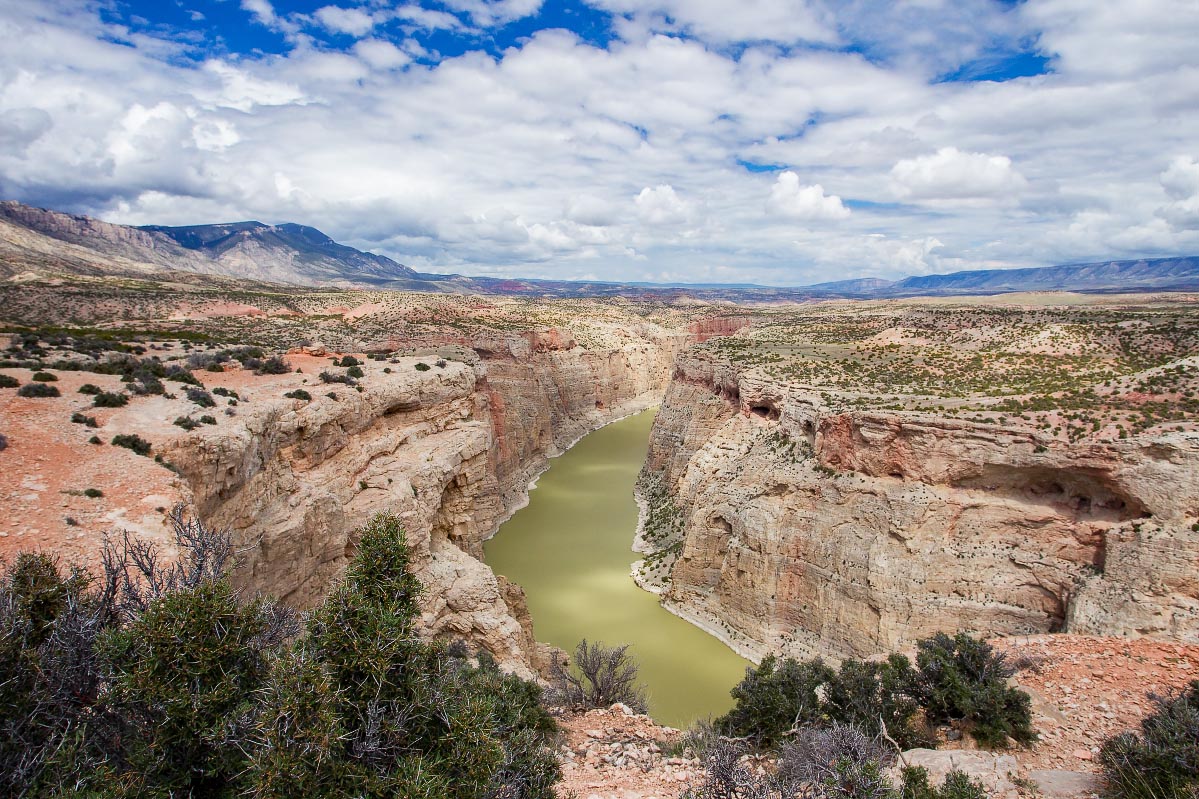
[1,1,1198,286]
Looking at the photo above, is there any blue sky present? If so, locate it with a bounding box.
[2,0,1198,284]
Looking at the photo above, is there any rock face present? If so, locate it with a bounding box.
[165,328,681,677]
[643,351,1199,662]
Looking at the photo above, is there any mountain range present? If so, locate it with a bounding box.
[2,200,1197,299]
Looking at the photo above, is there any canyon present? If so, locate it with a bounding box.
[3,281,1198,682]
[158,324,685,678]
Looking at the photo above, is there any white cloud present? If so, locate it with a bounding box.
[768,171,849,221]
[590,0,834,45]
[353,39,411,70]
[2,1,1198,285]
[891,147,1028,202]
[241,0,277,27]
[313,6,375,37]
[1158,156,1199,229]
[201,61,305,111]
[440,0,544,27]
[392,5,465,31]
[635,185,691,226]
[192,118,240,152]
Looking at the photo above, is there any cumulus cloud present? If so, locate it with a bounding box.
[890,147,1028,202]
[241,0,277,27]
[1158,156,1199,229]
[313,5,376,37]
[440,0,544,27]
[635,185,691,226]
[768,171,849,221]
[353,39,411,70]
[1,0,1198,284]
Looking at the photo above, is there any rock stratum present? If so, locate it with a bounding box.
[639,344,1199,663]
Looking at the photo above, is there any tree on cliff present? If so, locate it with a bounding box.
[0,511,560,798]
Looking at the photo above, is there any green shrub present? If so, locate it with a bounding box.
[346,365,364,379]
[0,511,560,798]
[83,488,103,498]
[70,412,98,427]
[901,767,989,799]
[254,513,560,798]
[18,383,59,398]
[319,371,353,385]
[88,435,102,445]
[1098,681,1199,799]
[174,416,200,431]
[284,389,311,401]
[256,355,290,375]
[415,362,431,372]
[31,371,57,382]
[716,633,1032,750]
[111,433,151,456]
[200,415,217,425]
[913,632,1036,748]
[716,655,835,746]
[93,391,128,407]
[186,387,215,407]
[0,373,19,388]
[99,580,278,795]
[825,655,932,748]
[336,355,360,367]
[77,383,101,395]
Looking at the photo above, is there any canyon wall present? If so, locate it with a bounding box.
[641,350,1199,662]
[165,325,682,677]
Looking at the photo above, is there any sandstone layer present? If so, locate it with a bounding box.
[641,350,1199,663]
[165,327,681,677]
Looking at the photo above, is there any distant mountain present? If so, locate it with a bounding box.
[881,258,1199,295]
[142,221,420,284]
[0,202,422,287]
[1,200,1197,299]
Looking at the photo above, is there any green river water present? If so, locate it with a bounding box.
[483,408,751,729]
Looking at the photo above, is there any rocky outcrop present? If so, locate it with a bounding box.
[165,326,681,677]
[643,351,1199,662]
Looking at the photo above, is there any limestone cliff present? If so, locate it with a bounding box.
[165,326,681,677]
[641,350,1199,662]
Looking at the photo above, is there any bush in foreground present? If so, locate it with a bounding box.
[912,632,1036,748]
[683,726,986,799]
[0,511,559,798]
[550,638,648,713]
[1099,680,1199,799]
[716,632,1033,750]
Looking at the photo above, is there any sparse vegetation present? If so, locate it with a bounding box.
[1099,680,1199,799]
[185,387,215,407]
[92,391,128,407]
[17,383,59,398]
[111,433,152,456]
